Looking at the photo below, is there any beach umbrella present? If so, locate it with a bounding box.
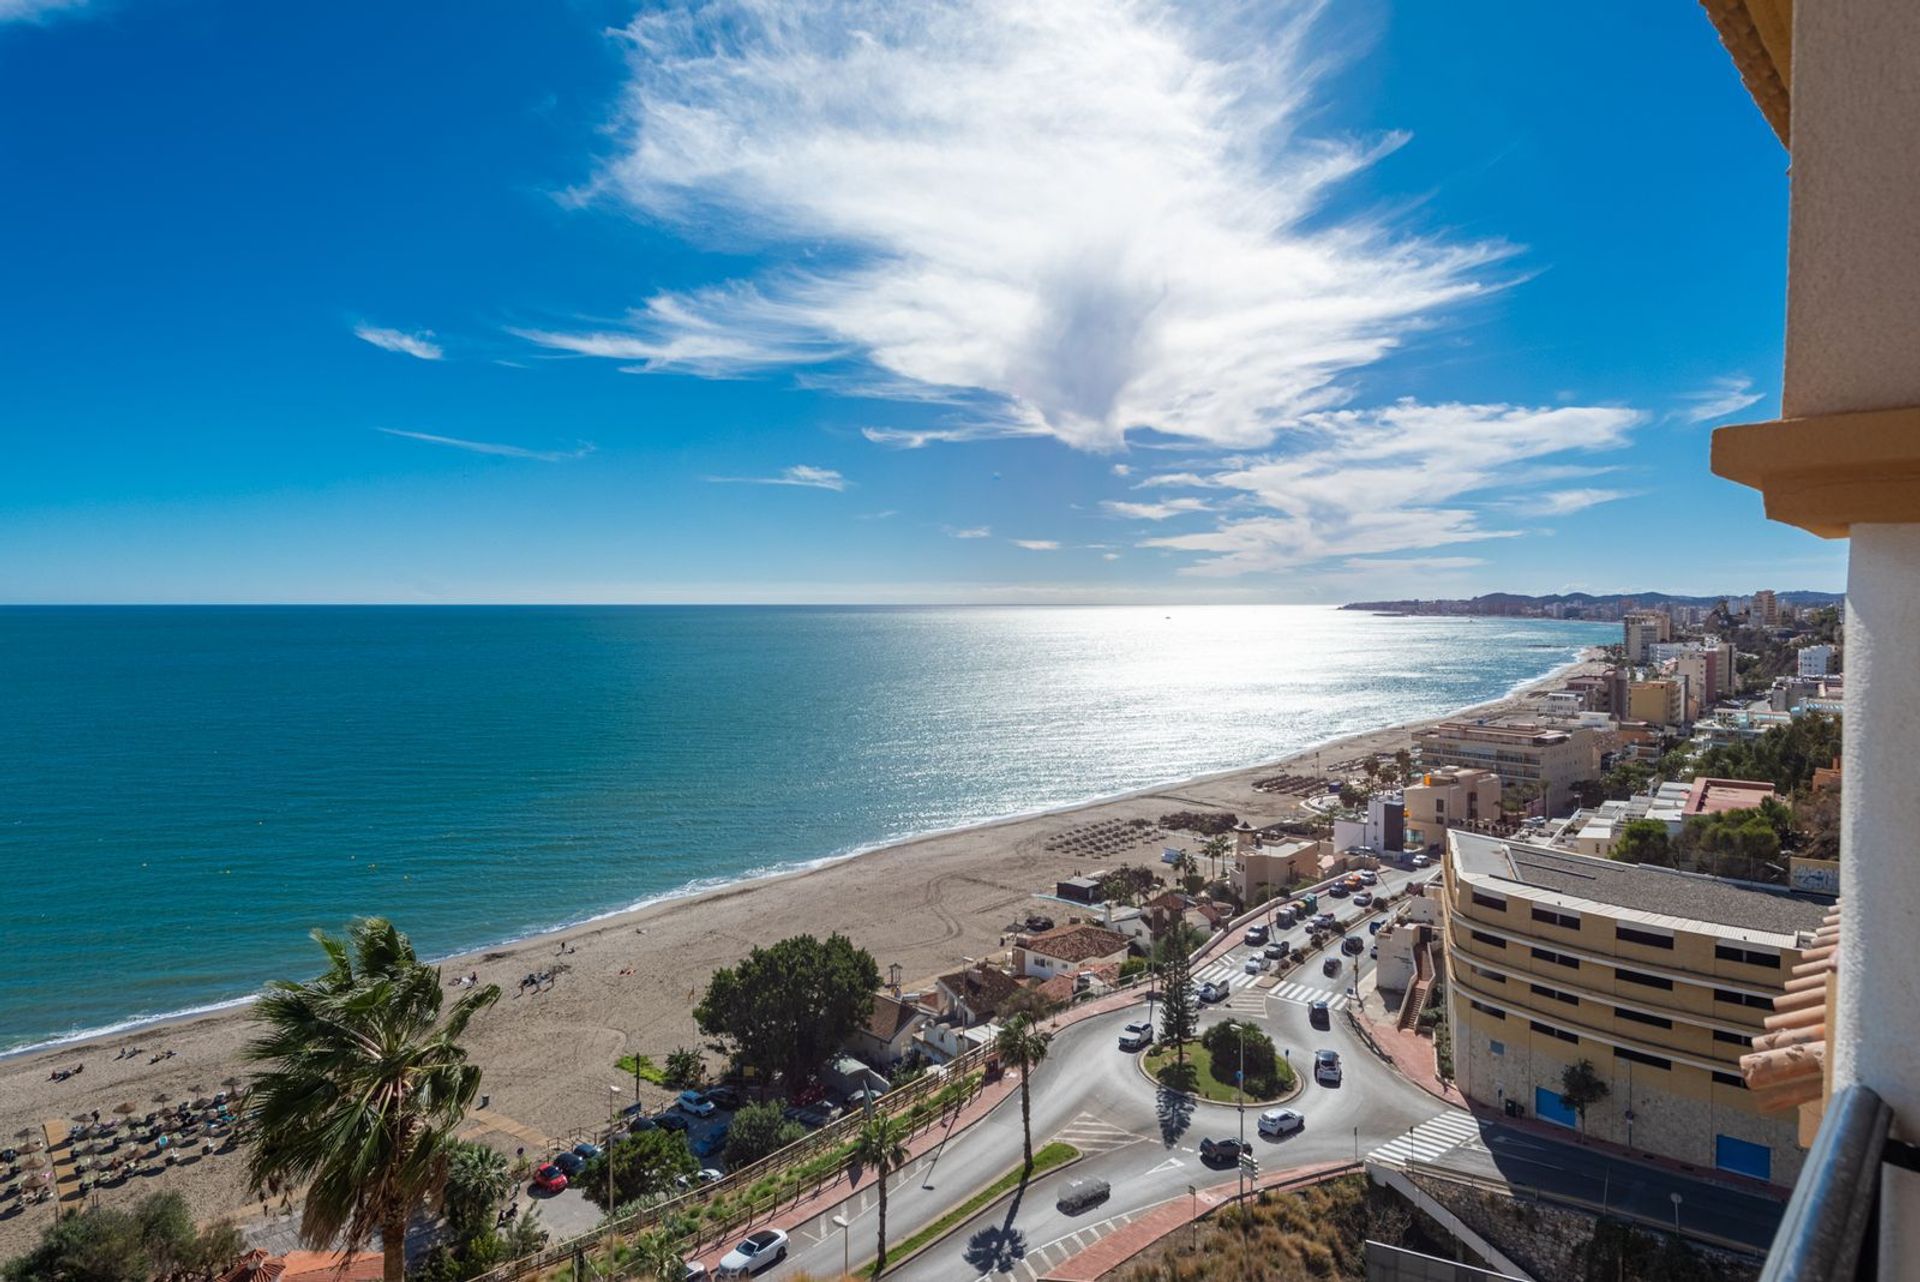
[113,1101,138,1116]
[152,1091,171,1104]
[21,1155,46,1171]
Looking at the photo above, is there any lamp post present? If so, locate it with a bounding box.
[1670,1191,1683,1234]
[832,1213,851,1278]
[606,1085,621,1214]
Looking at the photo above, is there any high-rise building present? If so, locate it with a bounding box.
[1622,610,1672,662]
[1798,644,1835,677]
[1412,721,1597,814]
[1752,589,1780,628]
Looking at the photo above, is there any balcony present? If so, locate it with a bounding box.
[1757,1084,1891,1281]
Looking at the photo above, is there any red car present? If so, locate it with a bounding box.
[532,1162,568,1194]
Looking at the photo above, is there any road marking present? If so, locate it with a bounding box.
[1366,1111,1483,1167]
[1146,1156,1183,1173]
[1053,1112,1143,1155]
[972,1208,1144,1280]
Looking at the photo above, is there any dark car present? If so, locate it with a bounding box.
[1243,924,1269,946]
[1322,956,1341,977]
[1342,935,1365,955]
[1199,1137,1245,1166]
[1309,1000,1331,1029]
[1327,882,1349,898]
[654,1113,691,1133]
[1263,942,1289,960]
[1057,1178,1111,1214]
[552,1150,587,1177]
[1024,914,1055,932]
[705,1085,746,1111]
[572,1141,604,1161]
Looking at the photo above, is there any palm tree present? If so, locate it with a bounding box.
[994,1016,1052,1172]
[1200,834,1231,883]
[440,1140,512,1240]
[629,1227,686,1281]
[851,1111,911,1276]
[243,919,500,1282]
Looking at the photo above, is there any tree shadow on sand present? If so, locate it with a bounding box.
[963,1175,1031,1274]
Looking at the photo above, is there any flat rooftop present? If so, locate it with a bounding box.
[1452,830,1826,938]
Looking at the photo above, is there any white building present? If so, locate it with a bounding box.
[1797,644,1835,677]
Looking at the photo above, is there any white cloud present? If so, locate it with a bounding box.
[1010,539,1060,551]
[1342,556,1486,572]
[1100,498,1213,521]
[1677,374,1764,424]
[531,1,1507,451]
[378,428,593,461]
[1102,552,1123,561]
[355,324,444,361]
[856,509,899,520]
[1523,488,1635,516]
[945,525,992,539]
[1139,400,1643,575]
[1110,464,1132,477]
[706,464,850,491]
[1,0,87,21]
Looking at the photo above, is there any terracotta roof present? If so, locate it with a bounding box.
[217,1250,286,1282]
[277,1252,384,1282]
[1018,923,1131,963]
[1684,776,1778,816]
[1741,903,1839,1121]
[937,963,1021,1018]
[864,993,924,1042]
[1699,0,1792,146]
[1030,974,1077,1005]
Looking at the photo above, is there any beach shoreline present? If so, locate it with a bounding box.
[0,647,1602,1247]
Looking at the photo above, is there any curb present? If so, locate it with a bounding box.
[1131,1043,1302,1109]
[855,1153,1087,1278]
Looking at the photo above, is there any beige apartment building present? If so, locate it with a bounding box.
[1623,610,1672,662]
[1411,721,1596,814]
[1402,766,1502,853]
[1626,677,1687,729]
[1442,830,1824,1185]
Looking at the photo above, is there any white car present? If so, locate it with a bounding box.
[1118,1021,1152,1051]
[717,1228,788,1277]
[1410,854,1432,868]
[1257,1108,1304,1137]
[679,1090,717,1118]
[1243,955,1265,973]
[1358,870,1378,885]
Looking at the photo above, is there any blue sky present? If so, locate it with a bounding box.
[0,0,1845,603]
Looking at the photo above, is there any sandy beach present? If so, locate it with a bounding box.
[0,653,1601,1249]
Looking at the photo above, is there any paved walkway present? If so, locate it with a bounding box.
[1037,1160,1360,1280]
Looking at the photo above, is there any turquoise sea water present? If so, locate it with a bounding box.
[0,605,1611,1052]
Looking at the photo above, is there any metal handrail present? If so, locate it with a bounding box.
[1759,1083,1892,1282]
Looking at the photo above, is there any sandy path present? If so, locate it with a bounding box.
[0,656,1599,1250]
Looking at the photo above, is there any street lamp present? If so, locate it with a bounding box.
[831,1213,851,1278]
[1670,1191,1683,1234]
[606,1085,622,1213]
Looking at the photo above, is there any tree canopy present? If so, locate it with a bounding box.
[579,1129,699,1212]
[724,1101,807,1169]
[694,932,881,1086]
[3,1191,242,1282]
[1692,712,1842,792]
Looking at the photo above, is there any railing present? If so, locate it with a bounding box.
[1757,1083,1892,1282]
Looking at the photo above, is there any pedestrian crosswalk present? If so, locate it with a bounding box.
[970,1205,1146,1281]
[1365,1110,1483,1167]
[1268,980,1348,1011]
[1051,1112,1143,1156]
[1192,958,1264,990]
[1190,955,1351,1013]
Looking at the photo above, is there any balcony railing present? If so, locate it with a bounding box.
[1759,1083,1892,1282]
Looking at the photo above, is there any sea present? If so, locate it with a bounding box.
[0,605,1611,1054]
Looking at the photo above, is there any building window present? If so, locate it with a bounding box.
[1532,946,1579,970]
[1616,925,1675,949]
[1472,890,1508,912]
[1470,930,1506,950]
[1529,1020,1579,1045]
[1615,1047,1671,1070]
[1532,907,1582,930]
[1470,1000,1505,1021]
[1715,944,1782,969]
[1616,967,1674,991]
[1470,964,1505,985]
[1490,1039,1505,1056]
[1615,1006,1673,1029]
[1714,1071,1749,1089]
[1714,988,1774,1010]
[1713,1028,1753,1046]
[1530,982,1579,1007]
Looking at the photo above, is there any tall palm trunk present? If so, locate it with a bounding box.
[383,1214,406,1282]
[874,1171,889,1276]
[1019,1070,1033,1172]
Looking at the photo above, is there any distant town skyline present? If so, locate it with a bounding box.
[0,1,1846,603]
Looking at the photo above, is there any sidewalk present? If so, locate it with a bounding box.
[1347,978,1464,1109]
[1038,1160,1360,1281]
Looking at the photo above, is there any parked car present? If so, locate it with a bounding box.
[1313,913,1336,929]
[1322,956,1341,977]
[1257,1108,1304,1138]
[1314,1049,1342,1085]
[682,1263,710,1281]
[1243,955,1265,974]
[1243,924,1269,946]
[1353,892,1373,908]
[1024,914,1055,932]
[1410,854,1432,868]
[1057,1178,1112,1214]
[1342,935,1365,956]
[531,1162,568,1194]
[1368,919,1382,935]
[1199,1137,1245,1166]
[572,1141,604,1161]
[1358,869,1378,885]
[552,1151,587,1177]
[694,1125,730,1158]
[705,1085,746,1111]
[1309,1000,1330,1029]
[1327,882,1350,898]
[655,1113,691,1133]
[699,1167,725,1184]
[717,1229,788,1277]
[1263,942,1289,960]
[1118,1021,1152,1052]
[679,1089,717,1118]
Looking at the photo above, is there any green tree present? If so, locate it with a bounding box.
[1613,819,1674,867]
[995,1015,1052,1172]
[694,933,881,1088]
[1794,788,1841,862]
[1601,759,1653,801]
[441,1141,513,1241]
[662,1046,705,1090]
[852,1111,911,1276]
[628,1228,689,1282]
[1201,834,1231,881]
[244,918,500,1282]
[3,1191,242,1282]
[1155,937,1198,1074]
[1394,748,1414,784]
[723,1101,806,1169]
[1559,1059,1611,1136]
[1199,1021,1284,1097]
[1680,809,1781,881]
[579,1129,698,1212]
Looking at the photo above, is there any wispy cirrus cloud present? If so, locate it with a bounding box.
[944,525,992,539]
[1010,539,1060,551]
[1677,374,1764,424]
[1101,498,1213,521]
[706,464,850,491]
[1342,555,1486,572]
[1522,487,1636,516]
[355,324,444,361]
[1,0,88,22]
[530,1,1508,452]
[378,428,593,461]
